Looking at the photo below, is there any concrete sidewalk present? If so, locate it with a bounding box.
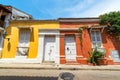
[0,63,120,71]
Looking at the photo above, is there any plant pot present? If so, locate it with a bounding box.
[88,63,96,66]
[97,58,107,65]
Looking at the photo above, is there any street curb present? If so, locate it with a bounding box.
[0,67,120,71]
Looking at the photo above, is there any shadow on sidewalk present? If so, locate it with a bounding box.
[0,76,58,80]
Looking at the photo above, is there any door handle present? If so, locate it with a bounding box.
[67,47,69,51]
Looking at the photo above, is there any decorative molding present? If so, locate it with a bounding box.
[38,30,59,36]
[75,33,81,37]
[17,26,32,28]
[60,56,65,58]
[0,58,41,63]
[76,56,83,58]
[58,18,99,22]
[60,34,65,37]
[39,28,78,31]
[17,26,33,32]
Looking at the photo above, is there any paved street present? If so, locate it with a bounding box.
[0,69,120,80]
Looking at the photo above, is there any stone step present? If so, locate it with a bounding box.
[66,61,80,65]
[66,63,80,65]
[42,61,55,65]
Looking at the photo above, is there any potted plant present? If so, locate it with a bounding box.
[88,47,106,65]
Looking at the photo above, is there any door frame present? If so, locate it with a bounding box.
[64,35,77,61]
[43,35,56,62]
[38,30,60,64]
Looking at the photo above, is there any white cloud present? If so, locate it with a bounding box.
[46,0,97,18]
[63,0,96,12]
[70,0,120,17]
[29,0,120,19]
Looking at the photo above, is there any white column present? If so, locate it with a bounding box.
[55,35,60,64]
[37,35,44,63]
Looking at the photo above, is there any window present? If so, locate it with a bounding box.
[91,30,102,48]
[19,29,31,47]
[111,50,120,62]
[17,29,31,57]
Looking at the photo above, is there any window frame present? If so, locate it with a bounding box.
[111,50,120,62]
[90,30,103,48]
[17,28,31,57]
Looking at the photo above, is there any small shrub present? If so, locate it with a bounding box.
[88,47,105,65]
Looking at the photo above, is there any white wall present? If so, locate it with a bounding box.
[11,8,31,20]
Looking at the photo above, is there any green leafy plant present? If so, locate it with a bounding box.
[78,26,88,42]
[88,47,105,65]
[99,11,120,41]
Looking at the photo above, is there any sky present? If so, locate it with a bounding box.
[0,0,120,20]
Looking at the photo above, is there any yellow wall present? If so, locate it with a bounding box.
[1,26,19,58]
[1,21,59,58]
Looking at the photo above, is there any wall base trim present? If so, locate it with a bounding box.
[0,58,41,63]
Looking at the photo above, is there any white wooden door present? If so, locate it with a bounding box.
[44,36,56,62]
[65,35,76,61]
[111,50,120,62]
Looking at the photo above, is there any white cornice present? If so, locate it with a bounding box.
[39,28,78,31]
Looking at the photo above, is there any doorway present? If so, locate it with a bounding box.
[65,35,76,61]
[44,35,56,62]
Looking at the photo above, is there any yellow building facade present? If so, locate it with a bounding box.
[1,20,60,63]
